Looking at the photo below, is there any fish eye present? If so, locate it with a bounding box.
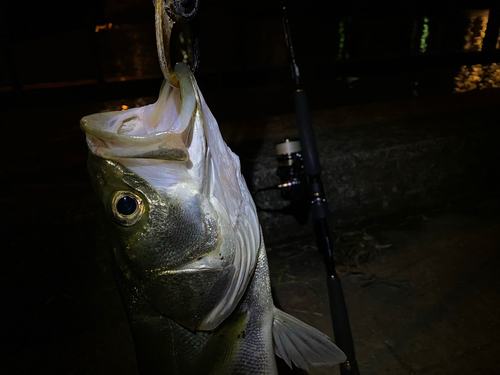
[111,191,145,226]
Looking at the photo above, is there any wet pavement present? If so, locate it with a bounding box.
[1,87,499,374]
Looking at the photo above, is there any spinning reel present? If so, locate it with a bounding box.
[274,138,306,202]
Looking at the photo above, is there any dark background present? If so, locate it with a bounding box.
[2,0,500,111]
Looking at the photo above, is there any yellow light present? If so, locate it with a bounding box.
[463,10,489,52]
[121,105,129,110]
[95,23,114,33]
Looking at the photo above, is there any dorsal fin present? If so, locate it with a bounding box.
[272,308,347,370]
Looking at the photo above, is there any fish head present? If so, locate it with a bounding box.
[81,63,260,331]
[86,152,221,272]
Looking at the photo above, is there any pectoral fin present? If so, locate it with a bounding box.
[272,308,347,370]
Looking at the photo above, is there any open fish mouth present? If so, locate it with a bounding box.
[81,65,197,161]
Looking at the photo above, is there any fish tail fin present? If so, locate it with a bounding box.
[272,308,347,370]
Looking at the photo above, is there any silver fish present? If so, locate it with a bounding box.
[81,63,346,374]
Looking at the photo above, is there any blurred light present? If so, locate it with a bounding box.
[463,10,489,52]
[455,10,500,93]
[419,17,429,54]
[454,63,500,93]
[95,23,115,33]
[338,21,345,60]
[121,105,129,110]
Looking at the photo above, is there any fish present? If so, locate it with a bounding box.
[81,62,346,374]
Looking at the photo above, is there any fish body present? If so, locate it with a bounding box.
[82,63,346,374]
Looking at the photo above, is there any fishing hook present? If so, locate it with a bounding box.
[154,0,200,87]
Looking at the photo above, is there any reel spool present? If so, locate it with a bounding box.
[274,138,306,201]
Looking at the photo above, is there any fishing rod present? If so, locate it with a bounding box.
[281,2,360,374]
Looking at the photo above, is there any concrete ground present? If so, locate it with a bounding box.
[268,199,500,375]
[1,87,499,374]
